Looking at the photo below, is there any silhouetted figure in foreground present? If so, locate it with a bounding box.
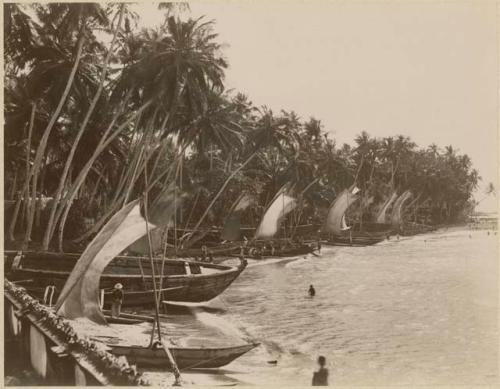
[312,355,328,386]
[309,285,316,297]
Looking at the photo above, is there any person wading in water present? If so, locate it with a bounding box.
[309,284,316,297]
[312,355,329,386]
[111,283,124,318]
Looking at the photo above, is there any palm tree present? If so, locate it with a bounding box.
[56,15,229,250]
[42,5,124,250]
[18,3,109,249]
[4,3,38,75]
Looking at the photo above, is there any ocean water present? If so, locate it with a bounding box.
[143,227,498,386]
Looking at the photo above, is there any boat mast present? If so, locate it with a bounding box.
[144,166,182,385]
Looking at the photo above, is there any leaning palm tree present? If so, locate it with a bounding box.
[42,4,124,250]
[20,3,109,249]
[56,15,229,250]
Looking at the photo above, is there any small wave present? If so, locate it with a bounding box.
[193,310,250,341]
[247,256,301,268]
[284,257,311,268]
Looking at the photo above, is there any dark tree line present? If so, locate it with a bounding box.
[4,3,482,251]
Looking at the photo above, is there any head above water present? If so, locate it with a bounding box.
[318,355,326,366]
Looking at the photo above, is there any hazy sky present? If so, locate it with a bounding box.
[133,1,498,212]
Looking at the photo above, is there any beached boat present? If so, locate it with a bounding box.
[398,222,437,236]
[49,198,259,378]
[108,342,259,369]
[322,187,391,246]
[6,250,247,306]
[218,184,317,258]
[234,239,317,259]
[323,224,390,246]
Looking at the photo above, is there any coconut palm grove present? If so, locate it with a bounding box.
[4,3,483,252]
[3,3,498,387]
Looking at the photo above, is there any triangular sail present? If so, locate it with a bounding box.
[255,184,297,239]
[55,200,155,324]
[221,193,255,241]
[375,192,398,224]
[391,190,412,228]
[323,186,360,235]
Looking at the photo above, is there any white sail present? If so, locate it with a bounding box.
[323,186,360,235]
[375,192,398,224]
[55,200,155,324]
[391,190,413,228]
[255,185,297,239]
[221,193,255,241]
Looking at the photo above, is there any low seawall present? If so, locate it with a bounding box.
[4,279,149,386]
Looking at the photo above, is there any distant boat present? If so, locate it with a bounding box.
[375,192,398,224]
[390,190,412,233]
[215,184,316,259]
[388,190,435,235]
[322,186,391,246]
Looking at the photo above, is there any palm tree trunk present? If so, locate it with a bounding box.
[43,92,135,246]
[185,151,258,247]
[179,155,183,223]
[353,155,364,185]
[56,100,153,251]
[72,138,186,246]
[10,167,18,200]
[109,114,144,206]
[88,169,104,210]
[8,103,36,241]
[72,193,126,244]
[43,7,124,251]
[35,155,48,229]
[23,35,86,250]
[183,188,201,230]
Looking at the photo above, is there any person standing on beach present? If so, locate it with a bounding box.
[312,355,329,386]
[111,283,124,318]
[309,285,316,297]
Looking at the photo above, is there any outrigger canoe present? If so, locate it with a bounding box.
[6,250,247,306]
[108,342,259,369]
[322,222,391,246]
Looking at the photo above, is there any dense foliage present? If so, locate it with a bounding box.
[4,3,482,251]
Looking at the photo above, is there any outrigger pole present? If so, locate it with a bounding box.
[143,165,182,386]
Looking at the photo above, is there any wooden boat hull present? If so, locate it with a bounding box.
[323,235,386,246]
[321,221,392,247]
[109,342,259,369]
[394,222,437,236]
[6,251,247,305]
[238,243,316,259]
[223,238,318,260]
[322,230,390,246]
